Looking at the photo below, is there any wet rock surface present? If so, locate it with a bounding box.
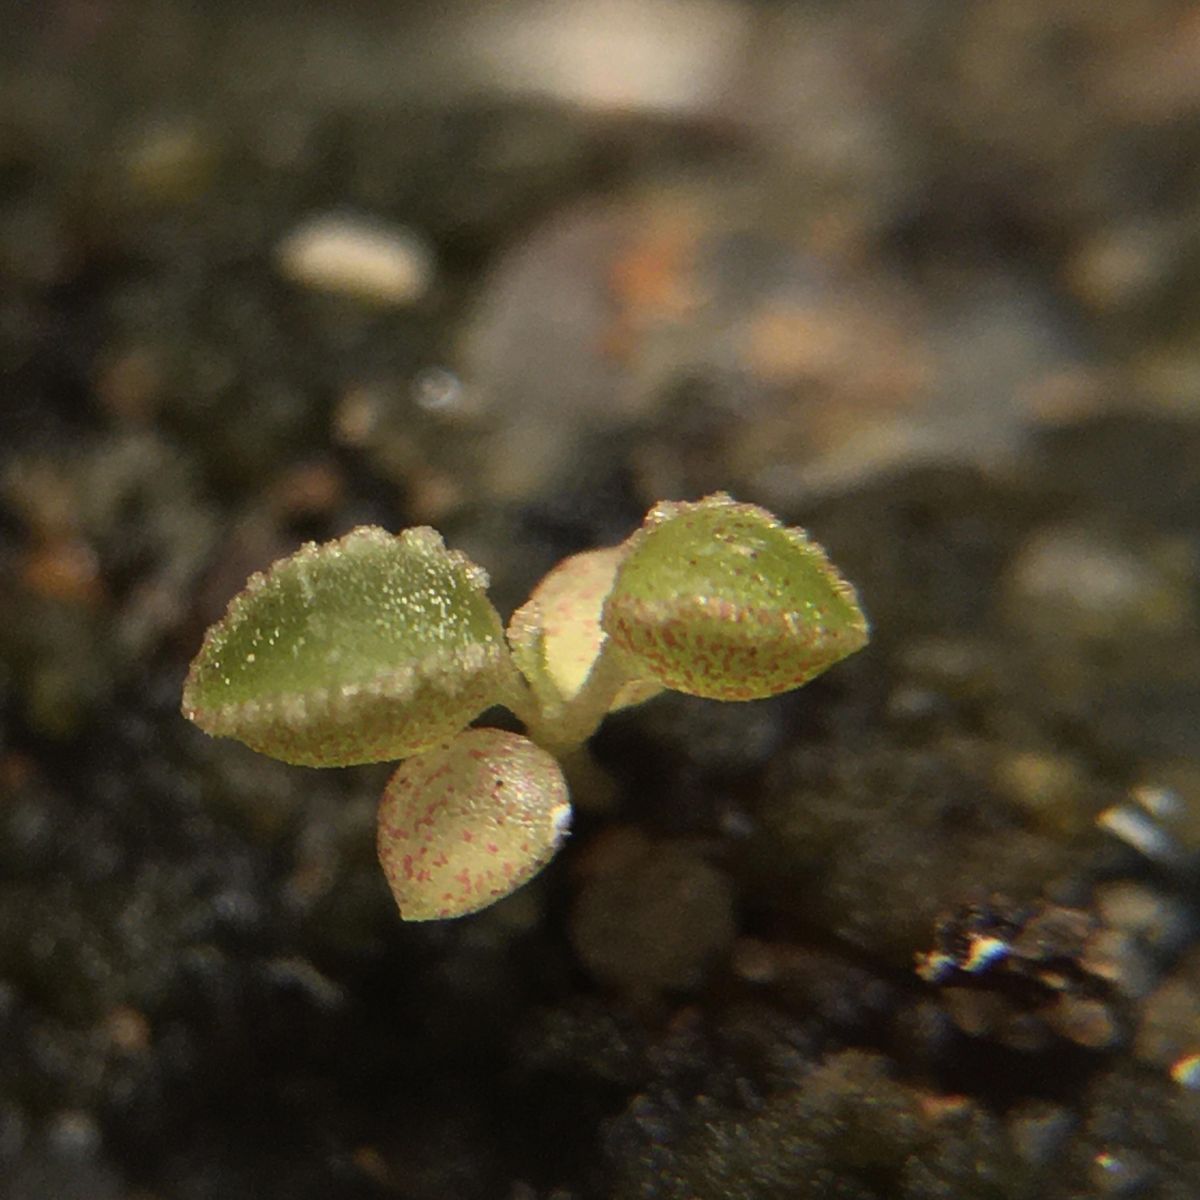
[2,2,1200,1197]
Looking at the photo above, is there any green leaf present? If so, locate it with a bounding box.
[507,545,661,713]
[601,493,869,700]
[182,526,509,766]
[377,728,571,920]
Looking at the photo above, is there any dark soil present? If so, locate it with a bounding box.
[2,3,1199,1198]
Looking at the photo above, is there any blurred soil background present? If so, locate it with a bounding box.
[2,1,1200,1197]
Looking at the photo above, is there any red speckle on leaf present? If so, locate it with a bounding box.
[377,728,570,920]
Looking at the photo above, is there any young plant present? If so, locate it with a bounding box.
[183,494,868,920]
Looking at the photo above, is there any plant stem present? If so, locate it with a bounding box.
[507,640,630,757]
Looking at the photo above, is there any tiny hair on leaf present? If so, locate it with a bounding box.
[602,493,869,700]
[182,495,869,920]
[182,526,509,766]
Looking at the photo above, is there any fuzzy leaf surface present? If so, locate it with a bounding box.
[377,729,571,920]
[182,526,508,766]
[602,493,868,700]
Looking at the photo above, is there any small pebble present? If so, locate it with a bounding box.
[276,214,434,306]
[465,0,750,115]
[571,833,735,994]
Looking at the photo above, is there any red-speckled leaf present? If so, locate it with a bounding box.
[601,493,868,700]
[182,526,509,766]
[377,728,571,920]
[507,545,661,713]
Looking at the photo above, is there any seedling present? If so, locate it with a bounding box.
[183,494,868,920]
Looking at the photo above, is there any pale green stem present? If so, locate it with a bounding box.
[501,639,631,757]
[495,652,546,733]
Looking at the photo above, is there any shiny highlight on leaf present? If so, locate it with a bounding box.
[182,526,507,766]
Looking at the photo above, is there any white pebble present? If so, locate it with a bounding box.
[1097,804,1180,864]
[276,214,434,305]
[466,0,749,115]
